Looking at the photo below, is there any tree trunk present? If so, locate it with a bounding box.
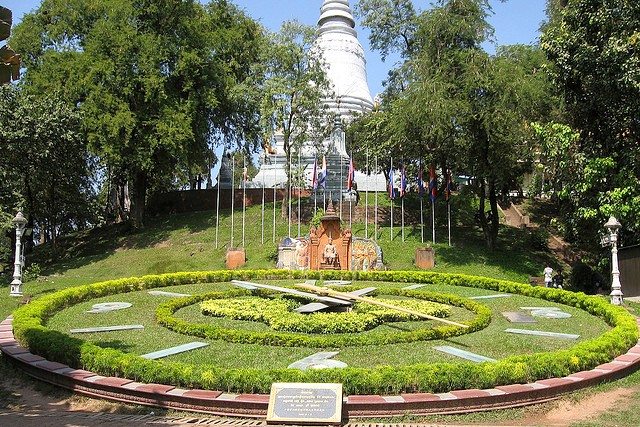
[130,170,147,228]
[487,180,499,250]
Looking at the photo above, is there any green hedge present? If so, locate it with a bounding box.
[11,270,639,395]
[200,295,451,334]
[162,288,477,346]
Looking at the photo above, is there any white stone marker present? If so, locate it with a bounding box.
[70,325,144,334]
[434,346,497,363]
[86,302,132,314]
[470,294,511,300]
[505,328,579,339]
[148,291,192,297]
[141,342,209,360]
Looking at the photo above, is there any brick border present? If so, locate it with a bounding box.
[2,316,640,418]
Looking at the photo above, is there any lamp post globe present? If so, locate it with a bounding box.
[604,216,623,305]
[10,211,27,297]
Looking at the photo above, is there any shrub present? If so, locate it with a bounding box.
[10,269,639,395]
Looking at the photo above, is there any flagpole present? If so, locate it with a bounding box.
[230,152,235,249]
[401,163,405,242]
[374,156,378,241]
[242,156,246,248]
[401,196,405,242]
[349,152,353,231]
[390,157,394,242]
[288,151,292,238]
[432,200,436,244]
[365,150,369,239]
[261,158,265,245]
[420,196,424,244]
[215,154,221,249]
[448,200,452,247]
[339,157,343,220]
[272,154,276,243]
[297,148,301,238]
[313,154,317,217]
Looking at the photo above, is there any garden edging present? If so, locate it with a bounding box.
[3,315,640,417]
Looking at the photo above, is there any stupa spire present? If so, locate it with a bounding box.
[316,0,374,117]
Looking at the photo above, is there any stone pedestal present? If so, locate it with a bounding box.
[415,247,435,269]
[309,204,351,271]
[226,249,246,269]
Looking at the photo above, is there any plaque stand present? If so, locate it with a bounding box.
[267,382,343,425]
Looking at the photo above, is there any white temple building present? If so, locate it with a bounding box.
[251,0,386,193]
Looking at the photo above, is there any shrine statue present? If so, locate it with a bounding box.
[295,240,309,269]
[323,238,338,266]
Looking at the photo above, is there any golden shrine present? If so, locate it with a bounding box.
[309,204,352,270]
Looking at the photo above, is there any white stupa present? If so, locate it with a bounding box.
[252,0,385,192]
[316,0,374,118]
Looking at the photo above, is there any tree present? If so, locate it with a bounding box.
[0,85,95,253]
[11,0,264,227]
[541,0,640,247]
[257,21,333,218]
[354,0,556,249]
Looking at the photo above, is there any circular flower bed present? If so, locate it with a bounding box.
[10,270,639,395]
[200,296,451,334]
[158,287,487,347]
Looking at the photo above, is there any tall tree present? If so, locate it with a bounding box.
[11,0,264,227]
[0,85,95,251]
[257,21,333,218]
[354,0,556,249]
[541,0,640,247]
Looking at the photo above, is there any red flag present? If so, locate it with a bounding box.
[347,157,355,190]
[429,165,437,203]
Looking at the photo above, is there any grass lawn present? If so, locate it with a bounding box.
[44,280,609,369]
[0,195,636,425]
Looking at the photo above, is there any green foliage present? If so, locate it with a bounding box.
[0,85,96,250]
[162,286,486,347]
[200,295,451,334]
[541,0,640,248]
[309,208,325,228]
[11,0,264,226]
[352,1,559,250]
[11,269,638,395]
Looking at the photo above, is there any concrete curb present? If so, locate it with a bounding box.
[2,316,640,418]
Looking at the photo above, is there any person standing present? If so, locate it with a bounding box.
[544,266,554,287]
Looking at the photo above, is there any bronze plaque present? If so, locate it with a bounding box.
[267,383,342,425]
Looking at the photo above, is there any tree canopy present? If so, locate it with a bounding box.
[11,0,264,226]
[352,0,557,249]
[541,0,640,248]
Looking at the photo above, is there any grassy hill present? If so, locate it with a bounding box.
[0,194,559,322]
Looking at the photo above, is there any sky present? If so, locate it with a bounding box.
[3,0,547,97]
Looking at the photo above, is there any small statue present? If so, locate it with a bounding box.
[323,237,338,266]
[295,239,309,269]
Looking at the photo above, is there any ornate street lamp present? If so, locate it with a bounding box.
[604,216,623,305]
[10,211,27,297]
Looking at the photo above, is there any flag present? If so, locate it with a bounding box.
[347,157,355,190]
[400,164,407,197]
[417,164,425,197]
[318,155,327,189]
[445,170,452,202]
[388,164,395,199]
[429,165,438,203]
[311,158,318,190]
